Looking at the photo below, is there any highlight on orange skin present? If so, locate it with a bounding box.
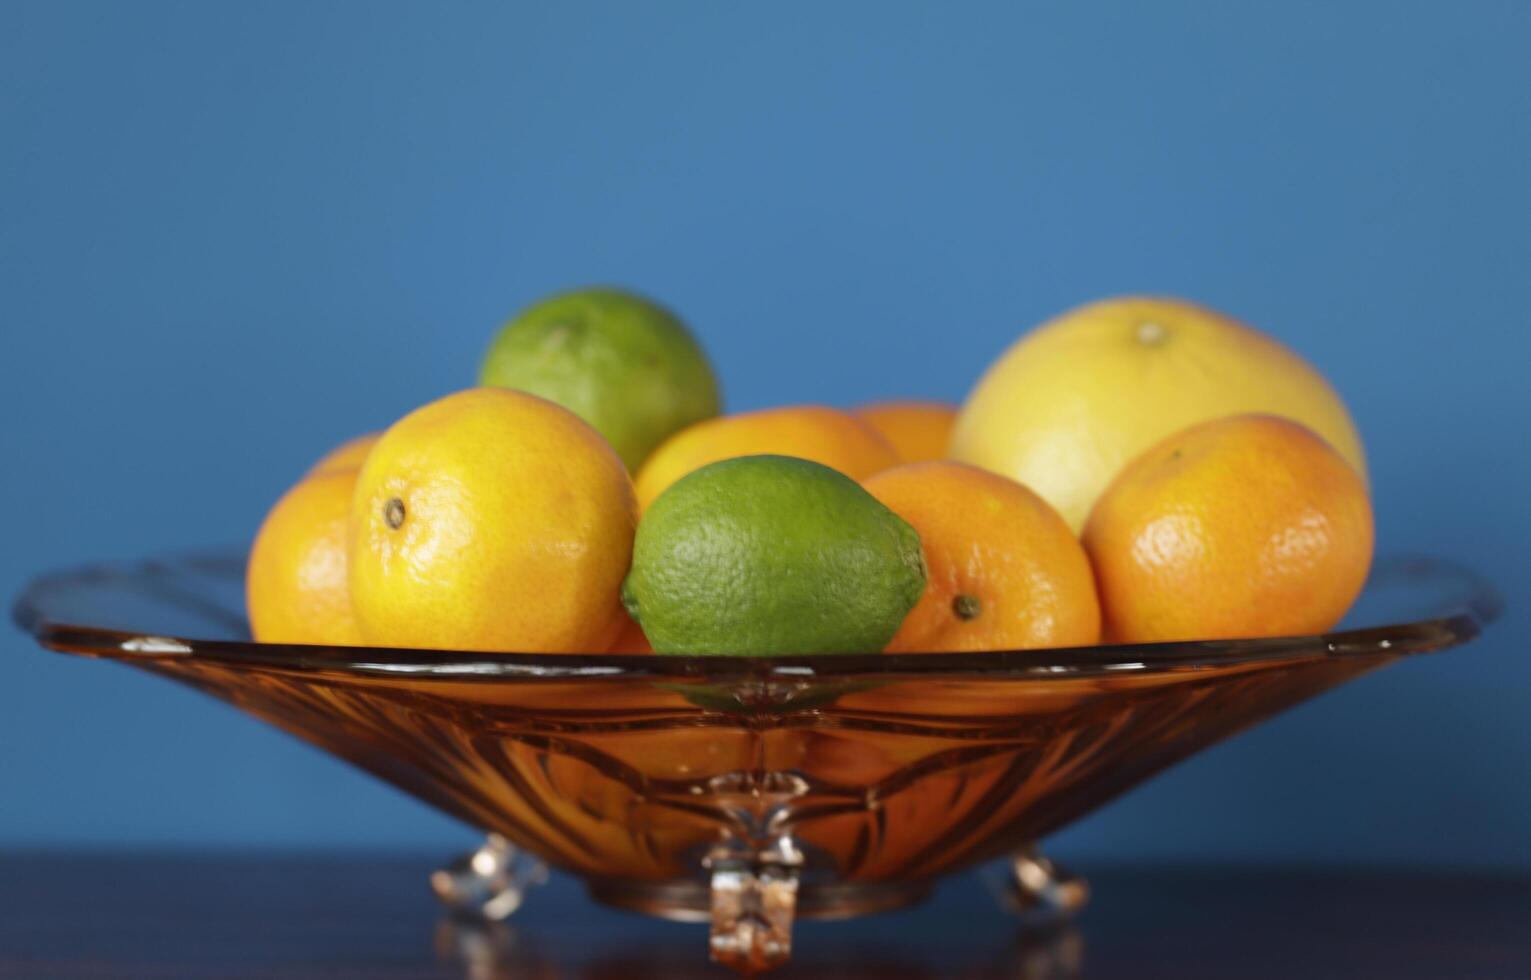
[1082,413,1373,643]
[854,401,958,464]
[862,461,1101,652]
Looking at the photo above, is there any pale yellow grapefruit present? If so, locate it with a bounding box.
[951,297,1367,531]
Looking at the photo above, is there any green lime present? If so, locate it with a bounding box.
[478,287,721,471]
[621,455,927,656]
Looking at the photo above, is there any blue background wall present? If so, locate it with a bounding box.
[3,2,1527,867]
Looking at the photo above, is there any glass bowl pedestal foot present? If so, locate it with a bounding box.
[430,834,547,922]
[432,834,1084,974]
[1001,846,1090,927]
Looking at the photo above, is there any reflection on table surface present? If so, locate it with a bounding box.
[436,916,1083,979]
[4,852,1530,979]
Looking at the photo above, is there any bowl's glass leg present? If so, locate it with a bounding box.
[706,834,804,974]
[1000,845,1090,926]
[430,834,548,921]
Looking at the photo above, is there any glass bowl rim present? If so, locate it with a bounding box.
[13,551,1502,683]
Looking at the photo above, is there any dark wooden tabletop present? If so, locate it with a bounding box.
[3,852,1529,979]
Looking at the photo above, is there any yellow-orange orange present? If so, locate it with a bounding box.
[633,405,898,510]
[855,401,957,464]
[246,467,364,646]
[349,388,637,653]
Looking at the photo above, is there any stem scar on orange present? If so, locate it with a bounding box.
[348,388,637,653]
[862,461,1101,652]
[1083,413,1373,643]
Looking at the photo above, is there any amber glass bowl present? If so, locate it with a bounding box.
[13,552,1499,973]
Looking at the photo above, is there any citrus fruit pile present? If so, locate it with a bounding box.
[248,290,1374,656]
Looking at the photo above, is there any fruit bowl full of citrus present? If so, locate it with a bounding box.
[15,291,1498,974]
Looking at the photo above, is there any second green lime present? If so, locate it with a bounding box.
[622,455,927,656]
[479,287,721,471]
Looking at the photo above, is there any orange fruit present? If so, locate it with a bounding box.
[862,461,1100,652]
[855,401,957,463]
[1083,414,1374,643]
[607,613,653,654]
[308,432,380,475]
[246,466,365,646]
[952,296,1367,531]
[633,405,898,510]
[349,388,637,653]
